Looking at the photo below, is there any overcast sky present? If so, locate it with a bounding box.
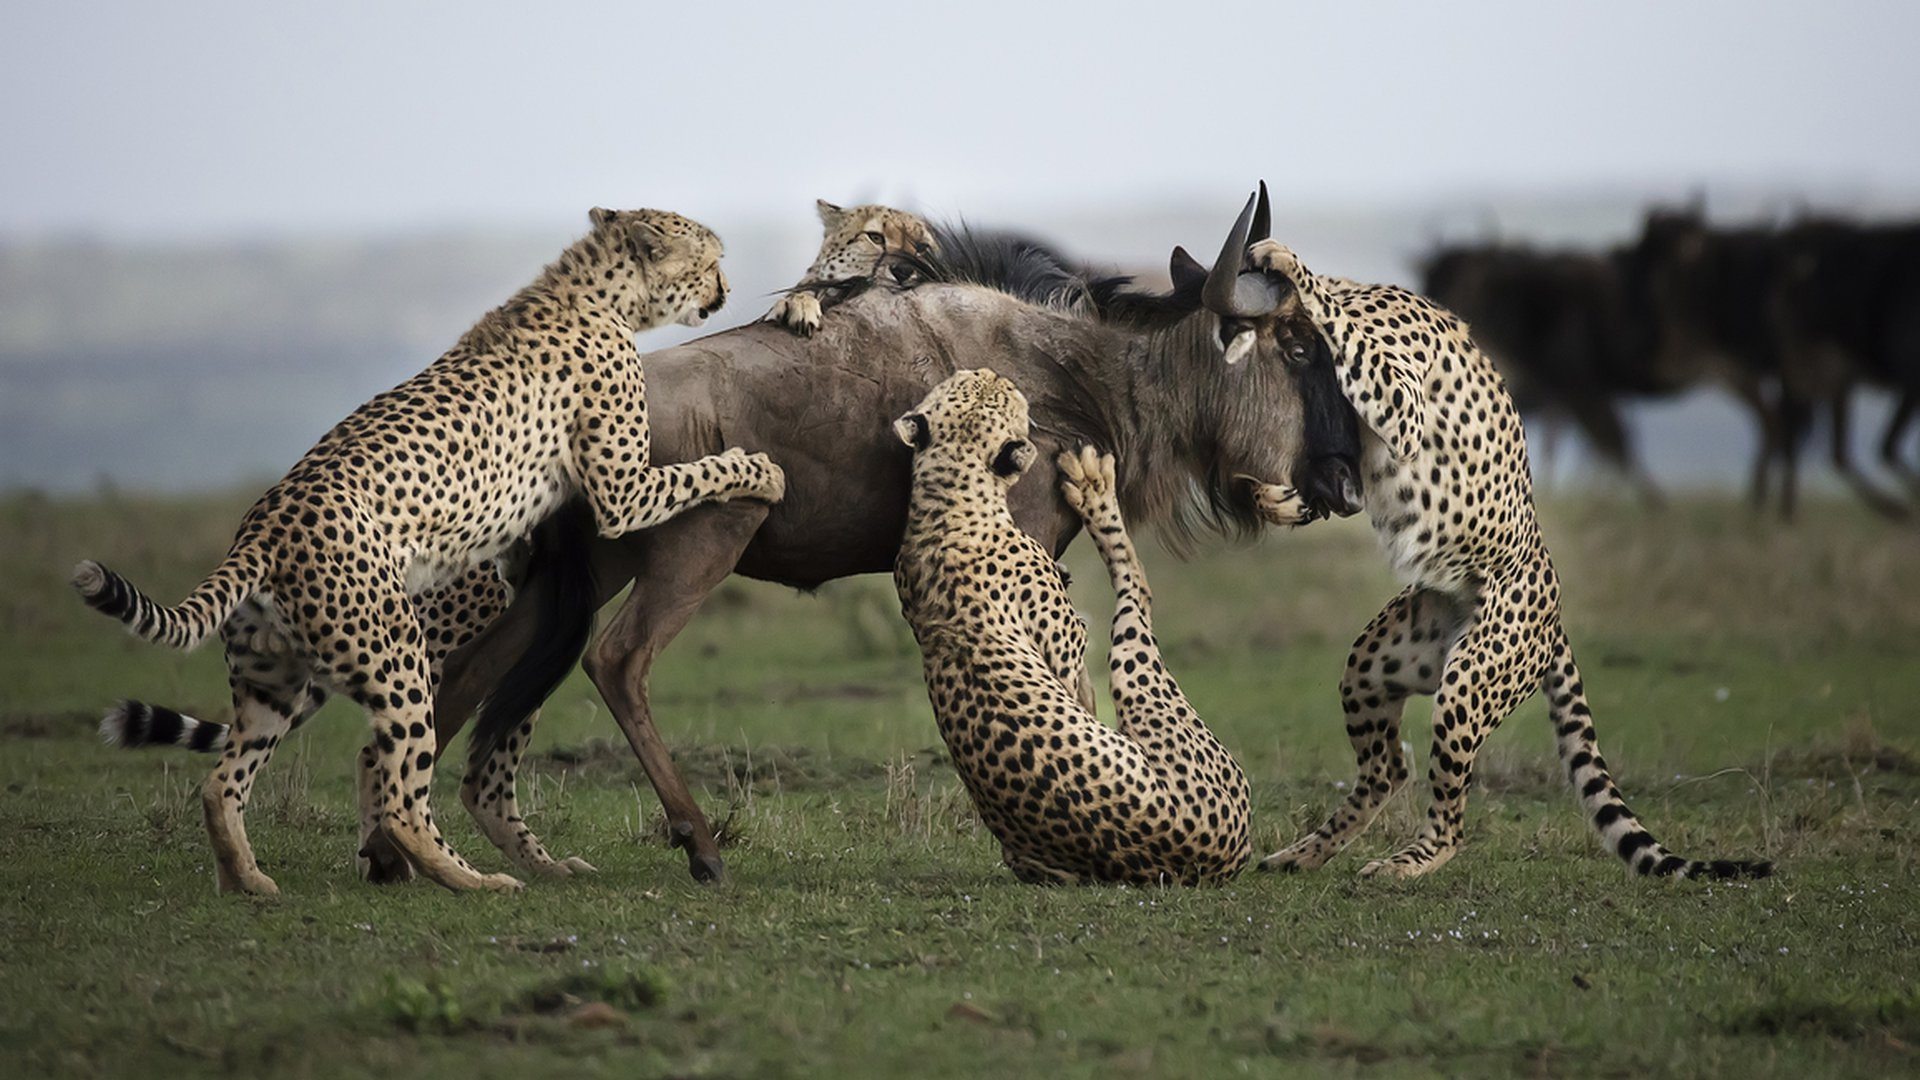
[4,1,1917,239]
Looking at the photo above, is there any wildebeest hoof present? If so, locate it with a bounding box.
[687,852,727,884]
[358,842,417,885]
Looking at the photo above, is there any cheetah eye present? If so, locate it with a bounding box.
[914,242,932,256]
[864,231,886,246]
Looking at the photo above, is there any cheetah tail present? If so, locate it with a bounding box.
[99,700,229,753]
[1544,633,1772,881]
[70,542,264,651]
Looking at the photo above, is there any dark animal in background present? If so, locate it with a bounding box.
[1427,201,1920,521]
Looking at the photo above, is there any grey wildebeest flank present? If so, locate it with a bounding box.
[394,189,1367,884]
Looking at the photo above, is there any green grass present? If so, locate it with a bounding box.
[2,490,1918,1078]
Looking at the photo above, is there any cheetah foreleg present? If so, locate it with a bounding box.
[459,710,597,878]
[589,448,787,539]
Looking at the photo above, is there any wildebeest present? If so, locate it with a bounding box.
[1765,216,1920,511]
[1623,204,1920,519]
[376,191,1367,883]
[1429,204,1919,520]
[1420,242,1674,501]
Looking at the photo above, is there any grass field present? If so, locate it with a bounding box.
[2,490,1918,1078]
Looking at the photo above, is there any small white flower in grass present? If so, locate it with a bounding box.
[1778,947,1789,955]
[1714,687,1730,703]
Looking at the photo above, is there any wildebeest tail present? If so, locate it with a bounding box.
[100,700,229,753]
[467,503,600,772]
[1545,628,1772,880]
[71,538,265,651]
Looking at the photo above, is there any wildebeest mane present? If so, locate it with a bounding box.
[901,221,1119,314]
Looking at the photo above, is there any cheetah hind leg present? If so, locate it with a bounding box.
[1005,853,1086,886]
[460,709,596,878]
[1357,586,1546,879]
[357,740,416,884]
[1260,588,1458,873]
[201,691,298,895]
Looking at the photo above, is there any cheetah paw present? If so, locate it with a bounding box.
[1056,445,1115,516]
[218,867,281,896]
[1357,859,1410,879]
[1358,849,1451,879]
[1246,239,1306,285]
[478,872,527,893]
[529,855,598,879]
[745,453,787,504]
[715,448,787,504]
[1238,476,1314,528]
[1256,843,1331,873]
[767,293,822,338]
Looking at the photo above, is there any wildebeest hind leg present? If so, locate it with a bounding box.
[582,501,772,884]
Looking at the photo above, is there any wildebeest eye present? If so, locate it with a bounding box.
[864,231,886,246]
[1287,341,1311,365]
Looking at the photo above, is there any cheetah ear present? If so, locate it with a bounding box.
[626,219,676,264]
[991,439,1036,479]
[589,207,617,229]
[816,199,846,227]
[893,412,930,450]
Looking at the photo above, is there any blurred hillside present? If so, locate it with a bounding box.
[2,191,1912,493]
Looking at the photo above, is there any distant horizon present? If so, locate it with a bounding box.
[6,2,1918,239]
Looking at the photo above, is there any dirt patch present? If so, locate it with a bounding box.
[1765,721,1920,779]
[1,710,102,740]
[709,680,899,707]
[1721,992,1920,1042]
[531,738,944,794]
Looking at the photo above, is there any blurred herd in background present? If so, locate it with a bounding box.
[1424,202,1920,518]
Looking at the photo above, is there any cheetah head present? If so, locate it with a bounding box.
[587,207,730,330]
[812,200,938,289]
[893,368,1037,487]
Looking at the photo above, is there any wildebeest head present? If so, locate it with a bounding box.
[1174,184,1365,520]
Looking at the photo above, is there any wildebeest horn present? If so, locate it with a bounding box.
[1202,191,1282,318]
[1251,180,1271,243]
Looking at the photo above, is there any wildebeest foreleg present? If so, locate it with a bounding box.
[581,501,771,883]
[1827,388,1910,518]
[1876,388,1919,497]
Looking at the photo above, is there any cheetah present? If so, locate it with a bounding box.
[892,369,1251,885]
[765,200,936,336]
[1240,240,1770,880]
[71,208,786,895]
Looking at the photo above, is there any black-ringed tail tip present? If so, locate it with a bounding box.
[99,700,229,753]
[71,559,108,598]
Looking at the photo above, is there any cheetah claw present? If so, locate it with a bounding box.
[1245,239,1304,283]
